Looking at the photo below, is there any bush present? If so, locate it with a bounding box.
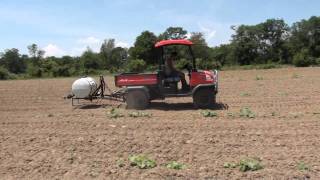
[0,66,10,80]
[126,59,146,72]
[52,66,71,77]
[0,66,17,80]
[293,49,315,67]
[196,58,221,70]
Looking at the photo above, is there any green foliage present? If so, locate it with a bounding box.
[175,58,190,70]
[107,108,124,119]
[0,66,11,80]
[126,59,146,72]
[166,161,187,170]
[129,31,157,65]
[0,48,26,74]
[159,27,188,40]
[297,161,310,171]
[201,110,218,117]
[239,158,263,172]
[128,155,156,169]
[128,111,152,118]
[240,107,256,118]
[292,49,314,67]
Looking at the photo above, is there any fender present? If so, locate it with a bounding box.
[126,86,150,99]
[192,84,217,96]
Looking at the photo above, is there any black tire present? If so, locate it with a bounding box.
[126,90,149,110]
[193,88,215,109]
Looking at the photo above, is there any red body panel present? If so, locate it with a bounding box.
[190,70,216,87]
[155,39,193,48]
[115,74,158,87]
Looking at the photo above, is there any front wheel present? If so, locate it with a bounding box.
[126,90,149,110]
[193,88,216,108]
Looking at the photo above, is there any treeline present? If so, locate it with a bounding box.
[1,16,320,80]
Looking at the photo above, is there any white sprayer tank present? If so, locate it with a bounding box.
[71,77,97,98]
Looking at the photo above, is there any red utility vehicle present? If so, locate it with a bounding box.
[115,39,218,109]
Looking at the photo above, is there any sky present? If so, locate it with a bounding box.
[0,0,320,57]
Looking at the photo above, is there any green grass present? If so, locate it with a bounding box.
[240,107,256,118]
[201,110,218,117]
[221,63,285,71]
[128,155,156,169]
[166,161,187,170]
[128,111,152,118]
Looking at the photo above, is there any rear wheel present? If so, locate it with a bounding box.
[193,88,215,108]
[126,90,149,110]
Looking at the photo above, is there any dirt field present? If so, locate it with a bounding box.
[1,67,320,179]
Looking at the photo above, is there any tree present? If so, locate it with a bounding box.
[100,39,115,69]
[259,19,289,63]
[129,31,157,65]
[159,27,188,40]
[109,47,127,71]
[27,44,45,61]
[231,19,289,65]
[189,32,210,61]
[27,44,46,77]
[289,16,320,59]
[231,25,261,65]
[0,48,26,74]
[81,47,102,72]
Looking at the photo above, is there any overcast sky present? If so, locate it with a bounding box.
[1,0,320,57]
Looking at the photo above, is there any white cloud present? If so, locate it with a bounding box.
[43,44,65,57]
[199,24,217,40]
[77,36,101,45]
[116,40,130,48]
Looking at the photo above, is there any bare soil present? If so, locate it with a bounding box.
[1,67,320,179]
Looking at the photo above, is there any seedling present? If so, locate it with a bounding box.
[239,158,263,172]
[227,112,236,118]
[166,161,187,170]
[255,75,263,80]
[240,107,256,118]
[223,162,238,169]
[278,92,288,96]
[128,155,156,169]
[292,73,300,79]
[240,92,251,97]
[201,110,218,117]
[107,108,124,118]
[297,161,310,171]
[116,158,125,168]
[128,111,152,118]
